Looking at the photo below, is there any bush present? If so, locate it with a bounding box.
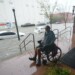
[44,66,71,75]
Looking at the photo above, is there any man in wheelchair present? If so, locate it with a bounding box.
[29,25,56,66]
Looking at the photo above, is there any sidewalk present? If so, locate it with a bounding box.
[0,49,75,75]
[0,53,46,75]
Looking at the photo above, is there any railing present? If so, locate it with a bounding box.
[53,29,59,38]
[52,27,72,40]
[19,33,35,53]
[58,27,72,50]
[53,29,59,45]
[19,29,60,53]
[59,30,71,37]
[59,27,72,40]
[59,27,72,35]
[19,26,72,53]
[53,27,72,50]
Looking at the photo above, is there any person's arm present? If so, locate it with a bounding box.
[40,32,46,44]
[43,31,56,46]
[50,31,56,44]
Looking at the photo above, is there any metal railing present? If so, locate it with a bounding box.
[53,29,59,45]
[19,33,35,53]
[19,27,72,53]
[59,30,71,37]
[59,27,72,35]
[59,27,72,39]
[19,29,60,53]
[58,27,72,50]
[53,29,59,38]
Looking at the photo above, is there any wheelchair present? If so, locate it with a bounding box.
[38,41,62,65]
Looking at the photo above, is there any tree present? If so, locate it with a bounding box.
[49,14,63,23]
[37,0,57,29]
[57,5,70,29]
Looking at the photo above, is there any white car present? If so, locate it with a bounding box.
[34,23,48,33]
[0,31,25,40]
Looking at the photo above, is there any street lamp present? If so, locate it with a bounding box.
[72,6,75,33]
[12,9,20,40]
[9,0,20,40]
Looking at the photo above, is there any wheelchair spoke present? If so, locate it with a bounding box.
[41,46,62,63]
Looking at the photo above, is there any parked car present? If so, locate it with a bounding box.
[21,23,35,27]
[0,31,25,40]
[34,23,48,33]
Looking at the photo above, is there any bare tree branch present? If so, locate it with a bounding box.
[37,0,58,28]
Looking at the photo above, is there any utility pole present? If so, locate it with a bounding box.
[72,6,75,48]
[73,6,75,33]
[12,9,20,40]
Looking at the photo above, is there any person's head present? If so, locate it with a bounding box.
[45,25,50,32]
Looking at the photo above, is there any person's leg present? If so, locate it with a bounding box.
[36,48,41,66]
[29,48,38,61]
[29,48,41,66]
[37,49,41,60]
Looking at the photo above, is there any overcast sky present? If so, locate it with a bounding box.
[45,0,75,6]
[10,0,75,12]
[57,0,75,9]
[60,0,75,12]
[45,0,75,12]
[0,0,75,23]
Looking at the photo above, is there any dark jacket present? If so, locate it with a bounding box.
[42,30,55,47]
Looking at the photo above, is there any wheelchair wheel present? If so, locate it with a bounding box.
[47,47,62,62]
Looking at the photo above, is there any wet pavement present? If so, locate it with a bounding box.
[0,32,74,75]
[0,52,46,75]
